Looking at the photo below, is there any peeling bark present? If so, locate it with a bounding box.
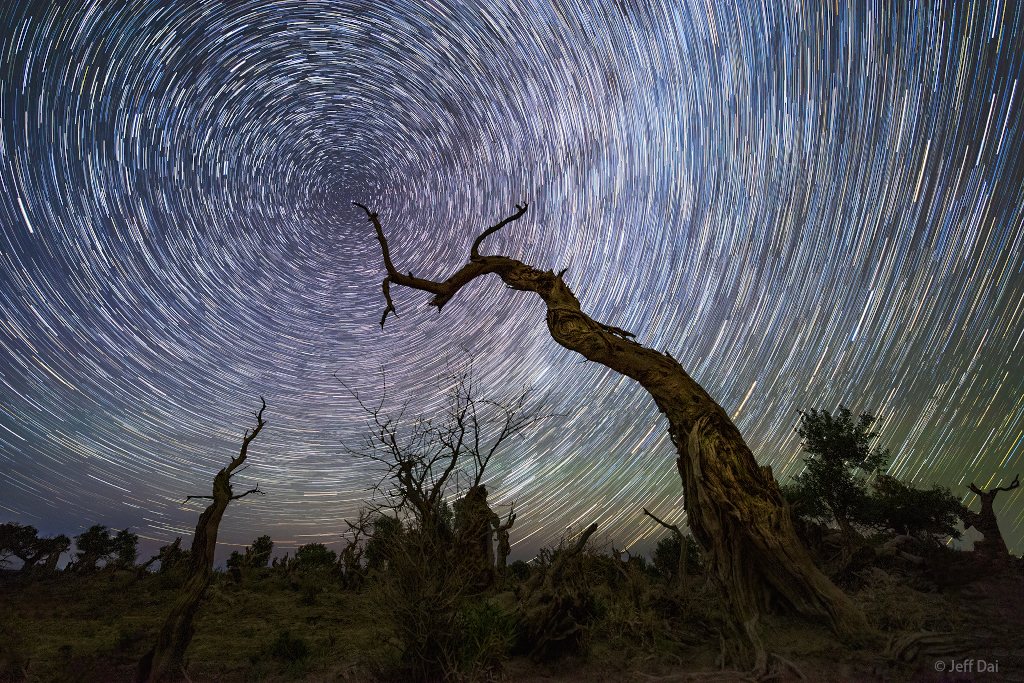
[356,203,870,651]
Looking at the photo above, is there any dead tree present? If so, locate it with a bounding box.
[338,511,372,589]
[496,502,517,585]
[965,474,1019,572]
[356,202,870,665]
[456,484,501,589]
[339,360,543,539]
[643,507,690,586]
[517,522,599,661]
[138,398,267,683]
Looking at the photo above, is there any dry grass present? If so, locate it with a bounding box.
[2,560,1022,683]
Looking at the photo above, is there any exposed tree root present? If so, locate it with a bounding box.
[886,631,977,664]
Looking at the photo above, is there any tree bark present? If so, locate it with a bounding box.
[964,474,1019,573]
[356,203,870,655]
[139,398,266,683]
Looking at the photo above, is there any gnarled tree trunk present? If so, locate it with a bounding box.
[964,474,1019,574]
[138,398,266,683]
[355,202,870,662]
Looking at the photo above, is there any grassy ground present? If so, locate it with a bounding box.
[2,563,1023,682]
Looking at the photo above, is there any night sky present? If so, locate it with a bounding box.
[2,0,1023,567]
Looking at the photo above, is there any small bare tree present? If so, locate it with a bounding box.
[138,398,267,683]
[643,507,690,588]
[340,362,549,679]
[340,360,545,549]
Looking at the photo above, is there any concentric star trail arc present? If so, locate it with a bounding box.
[1,0,1023,561]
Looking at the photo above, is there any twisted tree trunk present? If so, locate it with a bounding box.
[138,398,267,683]
[355,202,869,661]
[964,474,1019,573]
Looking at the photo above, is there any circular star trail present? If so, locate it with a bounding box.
[2,0,1023,562]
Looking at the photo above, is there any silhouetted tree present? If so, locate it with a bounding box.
[111,528,139,569]
[295,542,337,570]
[787,407,890,538]
[870,475,967,541]
[356,201,869,666]
[72,525,116,571]
[0,523,69,573]
[964,474,1020,572]
[138,397,267,683]
[227,534,273,580]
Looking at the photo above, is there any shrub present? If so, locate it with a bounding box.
[370,524,471,681]
[270,629,310,663]
[294,542,337,570]
[298,569,331,605]
[0,627,28,680]
[454,599,518,675]
[508,559,531,583]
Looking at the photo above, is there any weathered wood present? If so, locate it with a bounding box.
[139,398,267,683]
[964,474,1019,572]
[356,202,871,658]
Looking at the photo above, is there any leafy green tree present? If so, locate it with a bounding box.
[227,535,274,579]
[787,406,890,536]
[870,475,968,540]
[73,525,115,571]
[294,542,337,570]
[0,523,70,572]
[111,528,139,569]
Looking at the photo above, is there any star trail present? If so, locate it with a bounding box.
[2,0,1023,564]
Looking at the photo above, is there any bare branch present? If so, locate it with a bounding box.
[354,201,530,326]
[969,474,1019,497]
[498,501,517,532]
[231,483,264,500]
[642,507,683,538]
[996,473,1020,493]
[182,494,214,505]
[227,396,267,479]
[471,202,529,259]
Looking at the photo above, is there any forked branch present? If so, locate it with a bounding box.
[354,201,529,327]
[642,507,684,538]
[181,397,267,505]
[968,473,1020,497]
